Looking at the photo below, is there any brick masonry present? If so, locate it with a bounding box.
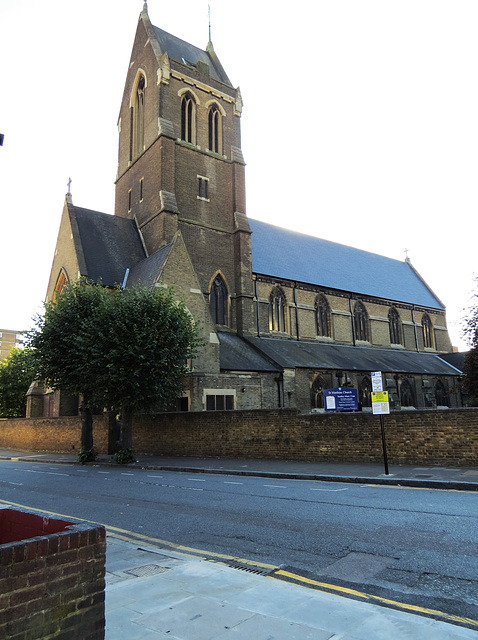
[1,409,478,466]
[0,507,105,640]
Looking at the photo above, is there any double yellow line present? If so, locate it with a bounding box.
[2,498,477,630]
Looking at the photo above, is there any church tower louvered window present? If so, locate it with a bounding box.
[208,104,222,154]
[181,92,196,144]
[130,73,146,160]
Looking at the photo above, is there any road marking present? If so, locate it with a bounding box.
[224,481,243,485]
[274,569,478,629]
[147,475,163,479]
[24,470,69,477]
[1,495,475,629]
[310,487,348,492]
[188,478,206,482]
[121,473,134,476]
[264,484,287,489]
[9,482,22,486]
[98,471,110,474]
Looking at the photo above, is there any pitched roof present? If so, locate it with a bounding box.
[249,219,444,310]
[245,337,461,376]
[218,332,280,372]
[152,26,231,85]
[127,244,172,288]
[70,206,146,287]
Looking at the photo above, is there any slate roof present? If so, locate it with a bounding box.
[70,206,146,287]
[243,337,461,376]
[218,332,280,372]
[249,218,444,310]
[127,244,172,288]
[152,26,231,85]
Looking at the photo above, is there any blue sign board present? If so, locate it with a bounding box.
[324,387,359,411]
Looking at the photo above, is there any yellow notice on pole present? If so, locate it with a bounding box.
[371,391,390,415]
[371,391,388,403]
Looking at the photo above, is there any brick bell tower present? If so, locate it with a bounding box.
[114,4,255,335]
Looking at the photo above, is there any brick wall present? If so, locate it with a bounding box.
[1,409,478,466]
[0,507,105,640]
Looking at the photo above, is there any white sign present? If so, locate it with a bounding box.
[372,402,390,415]
[371,371,383,393]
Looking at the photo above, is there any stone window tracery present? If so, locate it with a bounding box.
[354,301,370,342]
[269,286,287,333]
[181,92,196,144]
[388,307,402,345]
[210,274,228,325]
[315,294,331,337]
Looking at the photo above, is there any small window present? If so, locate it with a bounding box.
[206,394,234,410]
[128,189,132,212]
[197,176,209,201]
[422,313,434,348]
[139,178,144,202]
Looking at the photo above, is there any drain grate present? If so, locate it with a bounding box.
[124,564,171,578]
[222,561,272,576]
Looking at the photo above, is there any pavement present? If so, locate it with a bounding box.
[1,449,478,639]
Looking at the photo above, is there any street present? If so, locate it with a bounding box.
[0,459,477,628]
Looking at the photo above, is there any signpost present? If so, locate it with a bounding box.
[371,372,390,475]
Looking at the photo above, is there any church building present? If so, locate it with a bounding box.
[43,4,462,416]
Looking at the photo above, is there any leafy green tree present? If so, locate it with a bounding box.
[28,279,200,453]
[462,278,478,406]
[28,280,110,452]
[0,347,36,418]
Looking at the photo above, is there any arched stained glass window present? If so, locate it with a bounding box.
[210,275,228,325]
[422,313,434,348]
[269,287,287,333]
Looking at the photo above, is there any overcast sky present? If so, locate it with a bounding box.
[1,0,476,350]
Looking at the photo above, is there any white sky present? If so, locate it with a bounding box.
[0,0,476,350]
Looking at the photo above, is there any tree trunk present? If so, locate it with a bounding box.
[119,408,134,450]
[79,399,94,450]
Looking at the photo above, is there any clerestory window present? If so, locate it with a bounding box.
[315,294,331,337]
[388,307,402,345]
[422,313,434,348]
[181,92,196,144]
[354,301,370,342]
[269,286,287,333]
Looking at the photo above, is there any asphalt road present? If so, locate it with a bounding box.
[1,460,477,626]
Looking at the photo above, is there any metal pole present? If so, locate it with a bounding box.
[380,414,389,475]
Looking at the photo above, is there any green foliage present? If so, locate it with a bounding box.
[114,447,135,464]
[462,279,478,406]
[0,347,36,418]
[27,279,201,447]
[77,446,97,465]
